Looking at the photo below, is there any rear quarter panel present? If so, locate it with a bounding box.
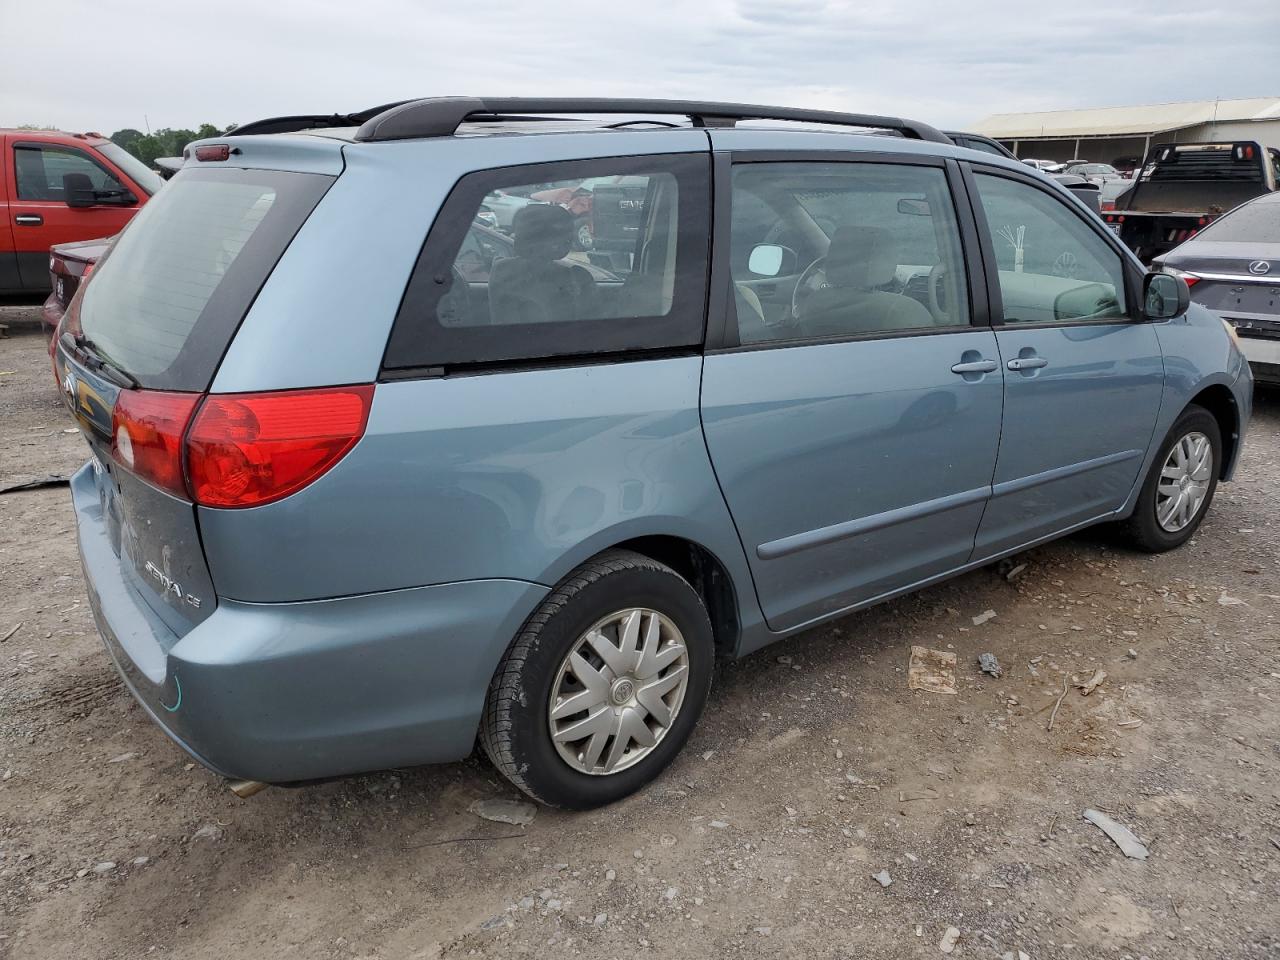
[197,356,764,634]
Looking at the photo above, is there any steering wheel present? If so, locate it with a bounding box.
[791,256,829,321]
[926,263,949,324]
[1052,250,1080,279]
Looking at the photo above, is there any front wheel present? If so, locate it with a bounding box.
[480,550,713,808]
[1119,404,1221,552]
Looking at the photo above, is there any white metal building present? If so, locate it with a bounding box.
[972,97,1280,165]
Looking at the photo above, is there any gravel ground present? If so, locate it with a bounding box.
[1,306,1278,959]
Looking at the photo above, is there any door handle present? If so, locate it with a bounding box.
[14,214,43,226]
[951,358,999,374]
[1007,356,1049,371]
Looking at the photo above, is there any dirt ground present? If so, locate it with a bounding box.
[2,306,1278,960]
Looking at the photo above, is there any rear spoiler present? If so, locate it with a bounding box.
[225,103,409,138]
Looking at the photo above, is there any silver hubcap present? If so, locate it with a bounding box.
[1156,431,1213,532]
[548,608,689,776]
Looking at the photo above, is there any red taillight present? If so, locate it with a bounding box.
[185,385,374,508]
[111,390,201,498]
[81,262,95,280]
[194,144,231,162]
[1183,274,1200,288]
[1101,201,1116,212]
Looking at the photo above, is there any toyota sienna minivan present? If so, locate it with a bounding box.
[54,98,1253,808]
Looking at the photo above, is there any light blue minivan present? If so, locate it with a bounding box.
[53,99,1252,807]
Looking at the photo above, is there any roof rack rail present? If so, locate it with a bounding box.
[226,102,410,138]
[352,97,950,144]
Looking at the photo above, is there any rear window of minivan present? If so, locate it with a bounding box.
[78,167,333,391]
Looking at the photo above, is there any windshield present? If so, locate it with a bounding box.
[1195,199,1280,244]
[95,142,166,196]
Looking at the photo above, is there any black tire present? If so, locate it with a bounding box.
[1118,404,1221,552]
[480,549,714,809]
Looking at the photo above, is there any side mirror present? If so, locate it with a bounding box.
[63,172,97,208]
[1144,272,1190,320]
[747,243,797,277]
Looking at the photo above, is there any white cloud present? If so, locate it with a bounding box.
[1,0,1274,134]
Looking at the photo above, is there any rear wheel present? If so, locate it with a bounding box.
[480,550,713,808]
[1119,405,1221,552]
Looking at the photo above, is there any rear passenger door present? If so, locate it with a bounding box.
[700,152,1005,632]
[963,165,1164,558]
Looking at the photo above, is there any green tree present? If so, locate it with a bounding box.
[107,124,232,168]
[110,128,145,154]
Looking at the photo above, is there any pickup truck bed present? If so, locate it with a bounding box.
[1103,142,1279,263]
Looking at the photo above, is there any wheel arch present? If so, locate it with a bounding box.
[1187,382,1241,479]
[536,522,755,660]
[611,535,741,659]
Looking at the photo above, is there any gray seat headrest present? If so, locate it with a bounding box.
[825,226,898,289]
[511,203,575,260]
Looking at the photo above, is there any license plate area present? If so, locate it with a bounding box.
[1222,285,1280,314]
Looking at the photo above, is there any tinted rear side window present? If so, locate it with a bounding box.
[78,167,333,391]
[1195,199,1280,243]
[384,153,710,371]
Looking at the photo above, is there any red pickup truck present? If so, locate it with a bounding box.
[0,129,161,296]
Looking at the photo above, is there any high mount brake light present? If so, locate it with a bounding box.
[194,144,232,162]
[186,385,375,508]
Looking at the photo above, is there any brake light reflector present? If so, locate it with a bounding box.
[186,385,374,508]
[112,390,201,498]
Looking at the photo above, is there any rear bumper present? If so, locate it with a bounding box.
[1239,335,1280,384]
[72,463,549,782]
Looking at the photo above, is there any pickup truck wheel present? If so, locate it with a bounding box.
[1119,405,1220,552]
[480,549,713,809]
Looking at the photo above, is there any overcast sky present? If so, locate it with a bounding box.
[2,0,1277,135]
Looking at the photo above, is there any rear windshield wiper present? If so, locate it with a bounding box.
[60,331,140,390]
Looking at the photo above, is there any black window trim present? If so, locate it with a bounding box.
[12,140,127,202]
[958,160,1146,329]
[705,149,990,354]
[380,151,713,379]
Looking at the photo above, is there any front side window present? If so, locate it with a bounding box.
[385,154,710,369]
[728,161,970,344]
[14,144,124,201]
[95,142,165,196]
[974,173,1130,325]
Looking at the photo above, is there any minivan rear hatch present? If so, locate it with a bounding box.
[56,160,335,639]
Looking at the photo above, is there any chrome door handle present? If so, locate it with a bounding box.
[1007,356,1048,371]
[951,359,999,374]
[14,214,43,226]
